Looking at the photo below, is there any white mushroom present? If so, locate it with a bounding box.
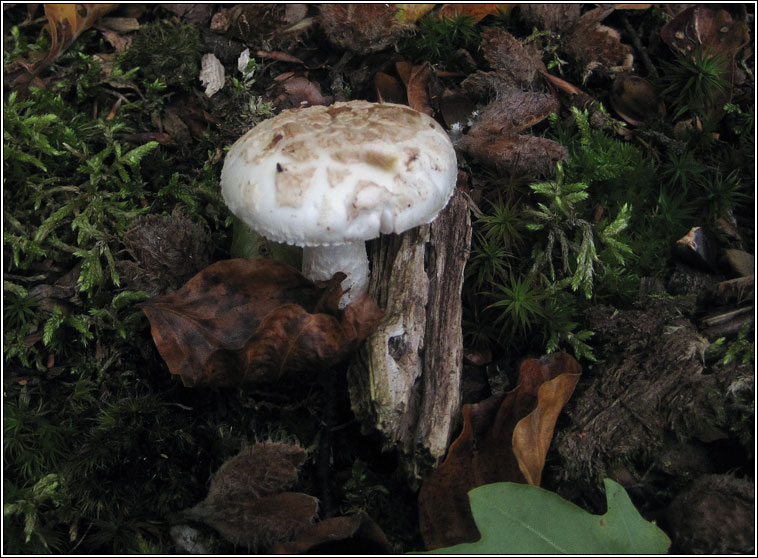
[220,100,458,306]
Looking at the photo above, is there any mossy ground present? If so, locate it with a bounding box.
[3,4,754,554]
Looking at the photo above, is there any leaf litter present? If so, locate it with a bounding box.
[3,3,754,555]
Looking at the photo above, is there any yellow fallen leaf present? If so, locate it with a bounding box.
[43,4,118,63]
[395,3,436,24]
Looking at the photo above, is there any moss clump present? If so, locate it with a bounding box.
[2,15,232,553]
[119,20,203,90]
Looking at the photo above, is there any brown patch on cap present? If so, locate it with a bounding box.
[326,105,355,118]
[327,168,351,188]
[364,151,397,172]
[276,166,312,208]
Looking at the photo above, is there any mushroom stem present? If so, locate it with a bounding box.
[301,241,369,308]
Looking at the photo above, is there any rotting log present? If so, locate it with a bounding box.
[347,188,472,485]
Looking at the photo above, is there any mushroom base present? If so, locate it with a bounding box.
[302,242,369,308]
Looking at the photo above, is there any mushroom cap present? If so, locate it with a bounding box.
[220,100,457,246]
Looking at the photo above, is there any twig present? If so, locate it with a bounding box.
[256,50,304,64]
[701,307,754,341]
[622,15,658,79]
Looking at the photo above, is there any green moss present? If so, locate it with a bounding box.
[399,13,481,69]
[2,16,240,552]
[118,20,203,91]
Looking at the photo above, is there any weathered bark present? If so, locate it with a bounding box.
[347,189,472,485]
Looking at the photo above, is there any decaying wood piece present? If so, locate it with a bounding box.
[347,189,472,485]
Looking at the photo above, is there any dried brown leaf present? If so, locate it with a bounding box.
[395,60,412,84]
[437,4,515,23]
[94,16,140,33]
[141,259,383,387]
[418,352,581,550]
[610,75,665,126]
[402,62,434,116]
[256,50,305,64]
[561,6,632,69]
[512,358,582,485]
[661,6,750,59]
[99,29,132,53]
[374,72,407,104]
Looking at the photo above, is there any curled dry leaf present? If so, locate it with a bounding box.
[511,359,583,485]
[272,510,393,554]
[256,50,305,64]
[540,69,588,97]
[181,442,317,550]
[561,6,633,70]
[396,61,434,116]
[141,259,383,387]
[417,352,581,550]
[661,6,751,60]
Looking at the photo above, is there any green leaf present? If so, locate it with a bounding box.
[424,479,670,554]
